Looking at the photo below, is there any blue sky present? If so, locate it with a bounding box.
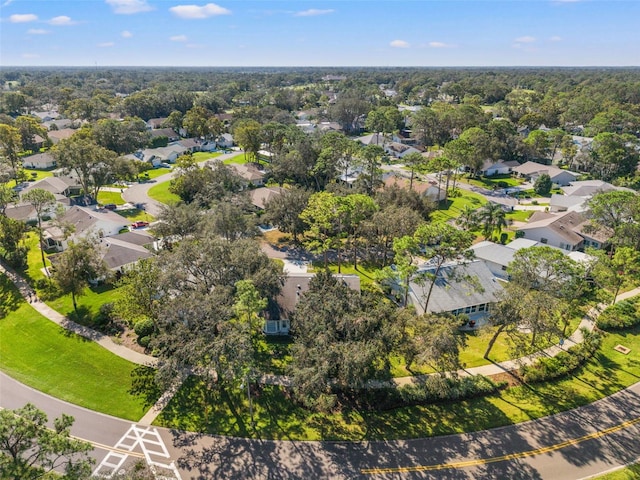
[1,0,639,67]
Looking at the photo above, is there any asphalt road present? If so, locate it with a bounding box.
[122,152,241,217]
[3,370,640,480]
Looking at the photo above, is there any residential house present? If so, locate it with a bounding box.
[175,138,201,153]
[266,273,361,335]
[478,159,520,177]
[4,204,39,223]
[47,128,76,145]
[249,186,285,210]
[516,210,610,251]
[137,145,188,166]
[550,180,629,212]
[408,261,504,318]
[42,206,129,252]
[512,161,579,186]
[22,176,72,197]
[149,128,180,142]
[216,133,234,149]
[98,233,154,272]
[229,163,266,187]
[22,153,57,169]
[146,118,168,130]
[43,118,73,130]
[549,194,587,213]
[32,110,60,122]
[383,174,445,202]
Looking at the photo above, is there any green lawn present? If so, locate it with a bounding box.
[593,464,640,479]
[431,191,487,223]
[116,207,155,223]
[460,175,524,189]
[97,190,126,205]
[139,167,173,181]
[505,209,534,223]
[2,168,53,188]
[21,233,123,325]
[156,324,640,441]
[147,180,180,205]
[0,274,152,420]
[192,151,222,163]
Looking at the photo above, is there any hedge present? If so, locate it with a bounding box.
[597,296,640,330]
[520,328,603,383]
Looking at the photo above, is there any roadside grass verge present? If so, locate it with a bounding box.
[156,324,640,440]
[0,274,151,421]
[148,181,180,206]
[593,463,640,479]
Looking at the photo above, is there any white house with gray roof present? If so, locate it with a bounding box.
[408,261,504,318]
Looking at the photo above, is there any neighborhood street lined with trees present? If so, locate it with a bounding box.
[2,66,640,479]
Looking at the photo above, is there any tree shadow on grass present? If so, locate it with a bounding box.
[0,274,24,318]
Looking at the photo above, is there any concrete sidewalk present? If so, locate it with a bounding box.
[0,262,156,367]
[3,257,639,387]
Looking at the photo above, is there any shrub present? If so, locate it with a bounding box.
[398,375,504,406]
[520,328,603,383]
[133,318,155,338]
[138,336,151,348]
[596,298,640,330]
[95,302,115,327]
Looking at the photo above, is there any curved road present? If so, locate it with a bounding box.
[122,152,240,217]
[2,370,640,479]
[4,156,640,479]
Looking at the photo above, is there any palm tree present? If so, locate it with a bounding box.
[478,202,507,240]
[456,205,479,231]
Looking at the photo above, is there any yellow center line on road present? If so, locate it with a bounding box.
[361,415,640,475]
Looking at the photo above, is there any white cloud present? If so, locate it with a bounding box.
[515,36,536,43]
[27,29,50,35]
[550,35,562,42]
[2,0,15,6]
[105,0,153,14]
[294,9,335,17]
[121,30,133,38]
[170,35,188,42]
[22,53,40,58]
[390,40,410,48]
[98,42,115,47]
[10,13,38,23]
[169,3,231,19]
[429,41,454,48]
[48,16,76,26]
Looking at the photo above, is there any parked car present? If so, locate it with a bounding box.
[103,203,117,211]
[131,221,149,229]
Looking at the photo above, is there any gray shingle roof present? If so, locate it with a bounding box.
[409,261,504,315]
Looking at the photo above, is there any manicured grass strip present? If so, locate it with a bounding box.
[0,275,151,420]
[192,152,222,163]
[97,190,125,205]
[147,181,180,205]
[593,463,640,479]
[139,167,173,181]
[156,325,640,441]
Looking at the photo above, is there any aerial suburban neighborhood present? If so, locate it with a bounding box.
[2,2,640,479]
